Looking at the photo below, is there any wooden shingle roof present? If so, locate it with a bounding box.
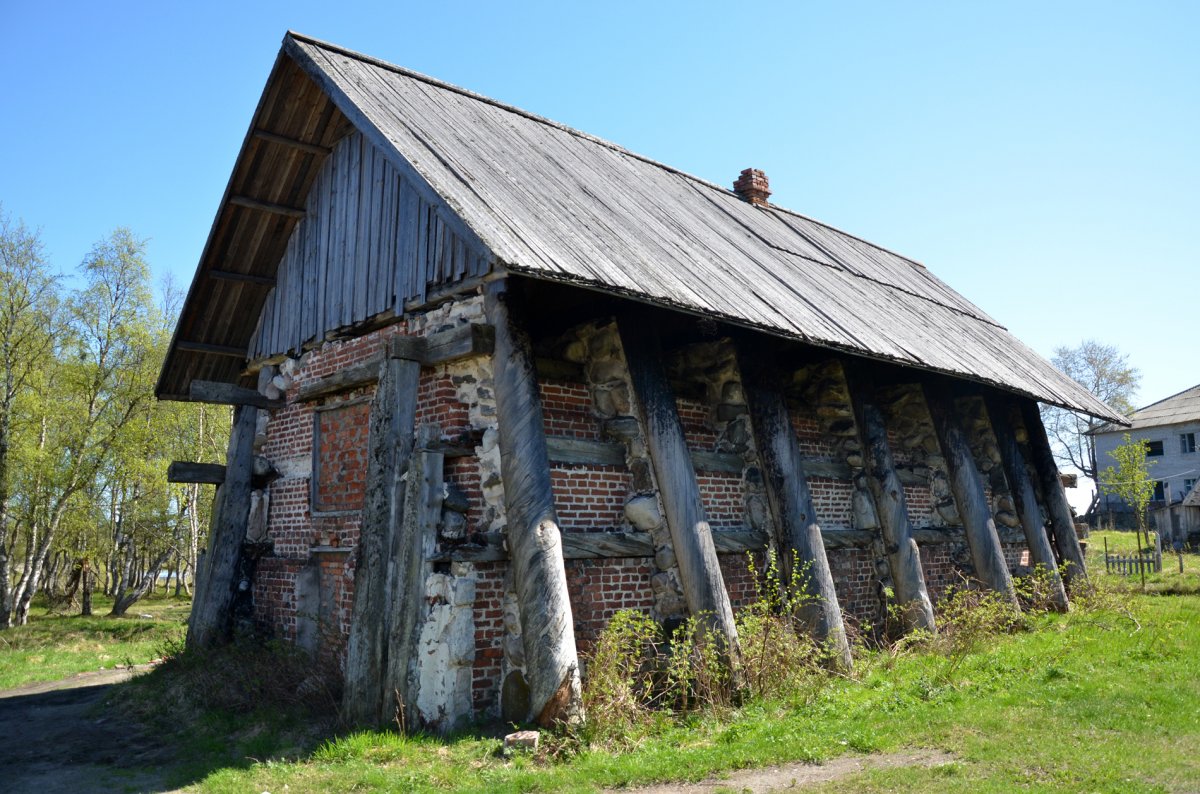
[158,32,1125,424]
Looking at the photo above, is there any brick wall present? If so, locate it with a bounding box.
[566,558,656,656]
[826,547,882,628]
[471,561,506,714]
[314,400,370,512]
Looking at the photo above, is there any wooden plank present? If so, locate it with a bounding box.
[617,312,741,670]
[167,461,226,485]
[844,363,936,633]
[229,194,306,218]
[741,347,851,669]
[984,393,1069,611]
[924,383,1019,607]
[483,281,583,727]
[295,356,382,402]
[689,449,744,473]
[1020,399,1089,584]
[189,379,284,409]
[341,356,422,727]
[185,404,258,648]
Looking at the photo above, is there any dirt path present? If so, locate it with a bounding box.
[0,667,176,794]
[622,749,956,792]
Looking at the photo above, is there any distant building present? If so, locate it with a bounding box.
[1091,384,1200,522]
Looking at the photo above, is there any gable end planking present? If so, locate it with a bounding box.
[250,130,495,359]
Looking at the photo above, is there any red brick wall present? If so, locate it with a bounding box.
[696,471,746,529]
[718,552,763,611]
[471,562,506,714]
[541,380,602,440]
[552,465,630,529]
[566,558,656,656]
[809,477,854,527]
[314,400,370,512]
[827,547,883,628]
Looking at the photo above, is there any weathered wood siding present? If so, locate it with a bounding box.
[250,131,492,358]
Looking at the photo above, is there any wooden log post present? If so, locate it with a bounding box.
[1019,400,1089,585]
[616,314,742,668]
[923,384,1019,607]
[984,395,1069,612]
[186,403,258,649]
[484,281,583,727]
[341,354,422,727]
[739,350,852,670]
[843,364,936,633]
[383,426,444,731]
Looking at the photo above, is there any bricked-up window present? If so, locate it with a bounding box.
[312,399,371,513]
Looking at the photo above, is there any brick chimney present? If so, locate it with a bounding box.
[733,168,771,206]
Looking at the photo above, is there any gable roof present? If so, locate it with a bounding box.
[1093,383,1200,435]
[157,32,1124,424]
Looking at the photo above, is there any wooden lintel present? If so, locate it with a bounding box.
[175,340,247,359]
[190,380,283,410]
[207,269,276,287]
[229,195,307,219]
[431,525,1027,563]
[390,323,495,365]
[295,356,383,403]
[167,461,226,485]
[252,128,333,156]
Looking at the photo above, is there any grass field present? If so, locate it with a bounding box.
[4,541,1198,793]
[0,592,188,689]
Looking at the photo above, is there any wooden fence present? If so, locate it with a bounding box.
[1103,534,1163,576]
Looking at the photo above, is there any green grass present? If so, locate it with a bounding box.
[0,592,189,689]
[180,580,1200,793]
[1086,528,1200,594]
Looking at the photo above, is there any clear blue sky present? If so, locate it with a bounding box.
[2,1,1196,407]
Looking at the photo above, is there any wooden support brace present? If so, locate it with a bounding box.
[207,269,276,287]
[740,347,852,670]
[229,195,307,218]
[341,356,422,727]
[176,340,247,359]
[295,357,383,403]
[186,403,258,649]
[923,383,1019,607]
[984,394,1069,612]
[484,281,583,727]
[1019,399,1088,584]
[843,363,936,633]
[168,461,226,485]
[252,128,333,155]
[617,312,741,669]
[189,379,284,410]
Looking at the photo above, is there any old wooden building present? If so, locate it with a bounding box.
[158,33,1124,731]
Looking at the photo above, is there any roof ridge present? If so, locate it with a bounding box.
[285,31,929,272]
[1132,382,1200,416]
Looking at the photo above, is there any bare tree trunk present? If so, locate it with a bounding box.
[111,549,172,616]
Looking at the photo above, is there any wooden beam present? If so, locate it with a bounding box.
[431,525,1024,564]
[484,281,583,727]
[186,404,257,649]
[342,356,423,727]
[924,384,1019,607]
[207,269,276,287]
[295,357,382,403]
[252,127,333,156]
[545,436,626,467]
[176,340,247,359]
[844,363,936,633]
[229,195,307,218]
[1019,399,1088,585]
[741,348,852,669]
[189,380,283,410]
[984,394,1069,611]
[389,323,495,365]
[617,313,742,670]
[167,461,226,485]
